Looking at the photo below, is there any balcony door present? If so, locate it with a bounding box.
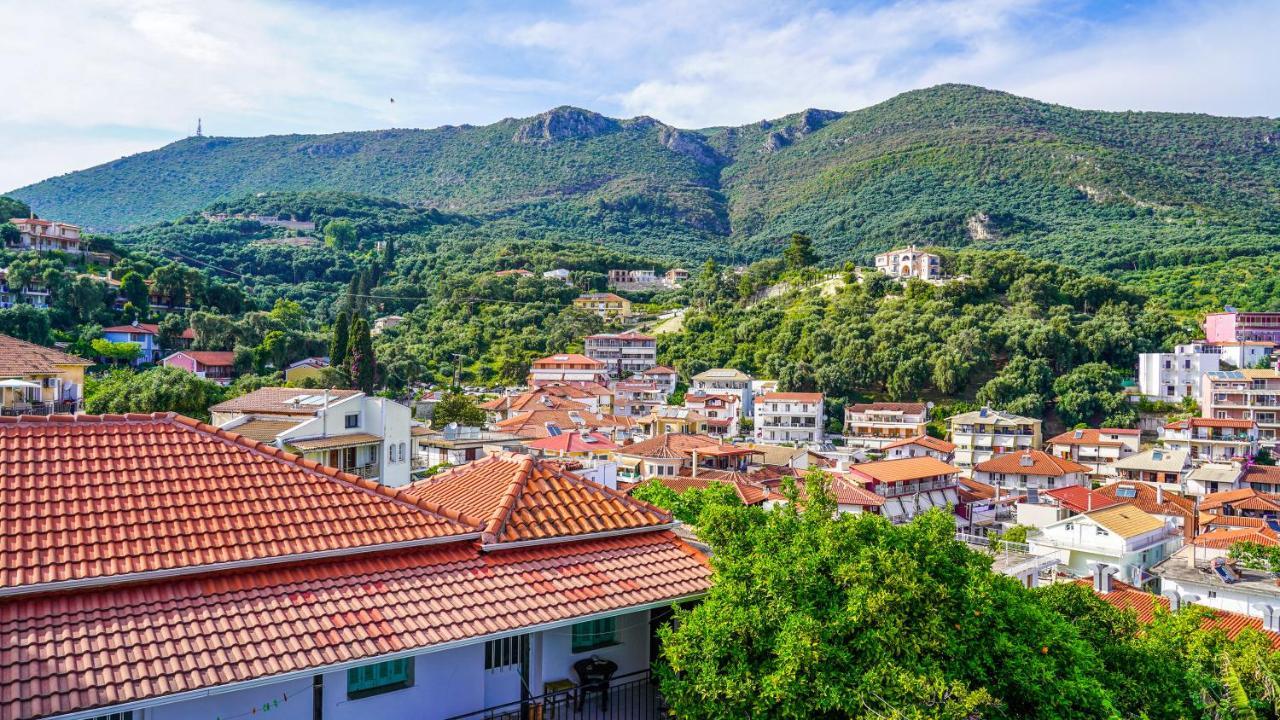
[484,634,530,709]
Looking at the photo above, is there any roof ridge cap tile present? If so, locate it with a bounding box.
[486,455,536,543]
[555,462,672,522]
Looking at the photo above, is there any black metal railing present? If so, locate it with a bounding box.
[442,670,663,720]
[0,401,78,416]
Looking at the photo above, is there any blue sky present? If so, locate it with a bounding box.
[2,0,1277,191]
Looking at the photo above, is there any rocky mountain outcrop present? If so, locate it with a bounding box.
[658,127,722,166]
[513,106,620,144]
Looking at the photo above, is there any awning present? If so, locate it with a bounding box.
[0,379,41,389]
[614,455,642,468]
[288,433,383,452]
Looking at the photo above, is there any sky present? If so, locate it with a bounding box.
[2,0,1278,191]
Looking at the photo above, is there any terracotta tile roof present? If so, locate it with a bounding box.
[532,353,606,368]
[653,472,771,505]
[288,432,383,451]
[1042,486,1121,513]
[209,387,363,416]
[575,292,627,302]
[1244,464,1280,486]
[845,402,927,414]
[526,431,618,453]
[958,477,997,500]
[614,433,723,459]
[171,350,236,367]
[405,453,670,543]
[1082,503,1166,538]
[227,416,300,441]
[585,330,655,341]
[642,365,677,374]
[973,449,1090,476]
[1047,427,1140,446]
[495,409,634,439]
[777,474,886,507]
[0,413,478,591]
[758,392,823,403]
[1093,483,1194,517]
[0,531,710,720]
[1083,579,1280,649]
[1192,526,1280,549]
[848,456,962,484]
[882,435,956,453]
[1165,417,1258,430]
[1201,488,1280,513]
[0,334,92,376]
[1201,514,1270,530]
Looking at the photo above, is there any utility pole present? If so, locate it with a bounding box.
[452,353,467,390]
[195,118,203,137]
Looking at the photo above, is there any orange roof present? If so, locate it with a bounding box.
[958,477,998,500]
[759,392,823,403]
[1042,486,1121,513]
[1165,417,1257,430]
[974,449,1090,477]
[643,365,677,374]
[405,453,669,543]
[882,435,956,453]
[575,292,627,302]
[1047,427,1140,446]
[1201,488,1280,513]
[848,456,962,484]
[1201,514,1270,530]
[0,333,92,376]
[0,531,709,720]
[615,432,723,459]
[170,350,235,367]
[526,431,618,453]
[0,413,477,591]
[495,409,634,439]
[652,472,771,505]
[531,353,606,368]
[1244,464,1280,486]
[1084,579,1280,649]
[846,402,927,414]
[210,387,362,415]
[1193,526,1280,549]
[482,390,591,413]
[1092,483,1194,517]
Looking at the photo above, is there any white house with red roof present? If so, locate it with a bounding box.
[1159,417,1260,463]
[161,349,237,384]
[881,434,956,463]
[1046,427,1142,477]
[0,414,709,720]
[101,320,195,363]
[527,353,611,387]
[640,365,678,396]
[972,449,1090,496]
[583,330,657,378]
[843,402,930,448]
[683,390,741,436]
[845,456,963,524]
[613,378,665,417]
[754,392,825,445]
[5,216,82,253]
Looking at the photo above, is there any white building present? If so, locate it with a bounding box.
[584,330,657,378]
[1212,341,1274,369]
[971,449,1091,495]
[1159,417,1260,464]
[1138,342,1221,402]
[1029,503,1183,587]
[212,387,415,487]
[527,354,611,387]
[873,245,942,280]
[542,268,573,284]
[946,407,1043,471]
[613,379,666,418]
[640,365,678,397]
[843,402,930,449]
[683,390,742,436]
[754,392,825,445]
[881,435,956,463]
[5,216,82,253]
[1155,543,1280,624]
[691,368,754,416]
[1045,427,1142,477]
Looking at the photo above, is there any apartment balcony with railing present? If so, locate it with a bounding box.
[444,669,664,720]
[758,417,818,429]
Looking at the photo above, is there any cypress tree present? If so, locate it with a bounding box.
[329,312,350,368]
[346,317,375,393]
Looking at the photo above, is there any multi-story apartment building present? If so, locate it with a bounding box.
[1201,369,1280,448]
[1205,310,1280,345]
[0,268,51,308]
[640,365,678,397]
[691,368,753,416]
[212,386,415,487]
[946,407,1043,470]
[1212,341,1274,369]
[527,353,611,387]
[5,216,82,253]
[1137,342,1220,401]
[683,390,741,436]
[1159,417,1259,463]
[573,292,632,320]
[1046,427,1142,477]
[873,245,942,280]
[584,330,657,378]
[846,456,963,524]
[971,449,1090,494]
[881,435,956,462]
[613,379,665,417]
[754,392,825,445]
[843,402,930,449]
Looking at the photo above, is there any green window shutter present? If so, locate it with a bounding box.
[347,658,414,699]
[571,617,618,652]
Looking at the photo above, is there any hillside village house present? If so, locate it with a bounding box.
[5,216,82,253]
[542,267,572,283]
[874,245,942,280]
[162,349,236,384]
[0,333,91,414]
[0,414,709,720]
[1212,341,1274,369]
[846,456,963,525]
[0,267,51,308]
[972,449,1090,495]
[211,387,415,487]
[284,356,331,384]
[527,353,611,387]
[946,407,1043,471]
[691,368,754,416]
[101,321,195,364]
[881,435,956,462]
[842,402,930,449]
[1030,503,1182,587]
[1159,417,1259,463]
[583,330,657,377]
[1154,544,1280,624]
[638,406,714,436]
[683,390,741,436]
[1138,342,1221,401]
[1112,447,1191,490]
[481,387,595,420]
[1202,369,1280,448]
[1204,309,1280,345]
[573,292,632,320]
[1242,464,1280,494]
[412,425,526,468]
[1046,427,1142,477]
[1184,463,1246,497]
[613,379,665,417]
[640,365,678,396]
[754,392,825,445]
[494,408,636,441]
[610,432,756,480]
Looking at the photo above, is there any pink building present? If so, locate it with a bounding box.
[1204,311,1280,345]
[162,350,236,385]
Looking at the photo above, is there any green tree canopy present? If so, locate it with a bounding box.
[84,366,226,421]
[431,392,487,428]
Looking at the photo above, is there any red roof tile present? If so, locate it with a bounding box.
[882,435,956,453]
[1042,486,1121,513]
[845,402,927,414]
[168,350,235,367]
[0,413,477,591]
[526,431,618,453]
[848,456,962,484]
[0,531,710,720]
[758,392,823,403]
[1092,483,1194,517]
[1165,417,1257,430]
[974,449,1090,476]
[654,472,771,505]
[405,453,670,543]
[209,386,364,415]
[495,409,634,439]
[0,334,92,376]
[1193,526,1280,549]
[1047,427,1140,446]
[1201,488,1280,513]
[1083,579,1280,649]
[615,432,724,459]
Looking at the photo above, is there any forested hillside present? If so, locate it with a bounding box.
[12,85,1280,273]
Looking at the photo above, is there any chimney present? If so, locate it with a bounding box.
[1091,563,1117,593]
[1255,604,1280,633]
[1156,484,1164,505]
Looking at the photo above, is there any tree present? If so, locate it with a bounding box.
[783,232,816,271]
[157,313,188,351]
[268,298,305,330]
[119,271,150,317]
[90,338,142,365]
[0,305,51,344]
[330,312,351,368]
[346,317,376,393]
[1052,362,1131,428]
[83,367,226,421]
[323,219,357,251]
[631,478,742,525]
[431,392,487,428]
[0,222,18,248]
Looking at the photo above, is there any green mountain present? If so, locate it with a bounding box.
[11,84,1280,268]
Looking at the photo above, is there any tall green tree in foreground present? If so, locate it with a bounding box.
[431,392,487,428]
[346,317,375,393]
[330,312,350,368]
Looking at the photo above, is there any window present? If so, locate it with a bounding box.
[485,636,526,671]
[1209,591,1218,599]
[1095,527,1109,536]
[571,617,618,652]
[345,413,360,429]
[389,444,397,464]
[347,658,414,699]
[399,442,407,463]
[90,714,133,720]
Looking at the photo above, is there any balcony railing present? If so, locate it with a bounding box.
[1,400,79,416]
[342,462,380,479]
[443,669,663,720]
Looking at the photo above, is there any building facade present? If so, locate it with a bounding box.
[1204,310,1280,345]
[584,330,657,378]
[162,350,236,384]
[971,449,1090,495]
[527,354,611,387]
[1201,369,1280,448]
[946,408,1043,471]
[1159,417,1259,464]
[1137,343,1221,401]
[690,368,753,417]
[1030,503,1182,587]
[5,216,82,253]
[573,293,632,320]
[1046,427,1142,477]
[0,333,91,414]
[754,392,825,445]
[842,402,929,448]
[873,245,942,280]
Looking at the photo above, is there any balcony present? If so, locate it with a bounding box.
[342,462,380,479]
[443,669,663,720]
[0,400,79,416]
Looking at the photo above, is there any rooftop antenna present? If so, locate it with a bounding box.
[195,118,203,137]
